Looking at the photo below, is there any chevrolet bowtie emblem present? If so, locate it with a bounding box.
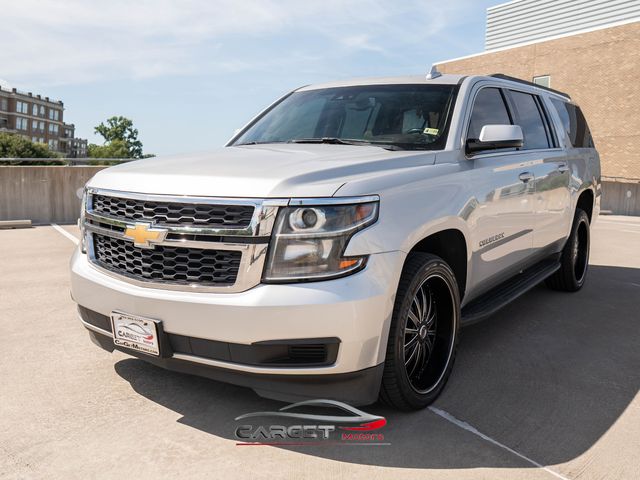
[123,223,168,249]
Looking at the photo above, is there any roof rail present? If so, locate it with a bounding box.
[489,74,571,99]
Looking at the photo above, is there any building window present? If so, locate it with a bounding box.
[48,139,59,150]
[32,120,38,130]
[533,75,551,88]
[39,121,45,132]
[48,109,60,121]
[16,117,29,130]
[39,105,45,116]
[16,101,29,114]
[39,137,45,143]
[32,104,38,116]
[48,123,59,134]
[1,98,8,111]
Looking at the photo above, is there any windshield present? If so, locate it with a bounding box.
[232,84,458,150]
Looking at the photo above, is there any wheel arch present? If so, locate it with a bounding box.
[406,227,469,301]
[576,187,594,222]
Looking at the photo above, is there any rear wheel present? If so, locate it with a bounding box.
[546,208,590,292]
[380,253,460,410]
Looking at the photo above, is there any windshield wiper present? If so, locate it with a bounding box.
[234,141,287,146]
[288,138,404,151]
[289,137,361,146]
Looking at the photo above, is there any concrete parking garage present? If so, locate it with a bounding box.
[1,217,639,480]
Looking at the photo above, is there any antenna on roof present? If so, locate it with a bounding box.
[426,65,441,80]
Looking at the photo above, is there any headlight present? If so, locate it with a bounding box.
[263,196,379,282]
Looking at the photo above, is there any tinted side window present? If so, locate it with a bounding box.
[508,90,550,149]
[551,99,594,148]
[572,106,594,148]
[467,88,512,140]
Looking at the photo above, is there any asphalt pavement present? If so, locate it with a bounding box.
[1,216,639,479]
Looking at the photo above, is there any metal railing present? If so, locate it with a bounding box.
[0,157,136,166]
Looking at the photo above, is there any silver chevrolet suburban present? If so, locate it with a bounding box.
[71,72,601,410]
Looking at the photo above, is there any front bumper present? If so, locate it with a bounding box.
[86,327,384,405]
[70,248,404,404]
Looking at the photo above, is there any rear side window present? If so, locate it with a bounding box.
[550,99,594,148]
[508,90,550,149]
[467,88,512,140]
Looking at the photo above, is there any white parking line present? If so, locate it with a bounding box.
[51,223,79,245]
[429,407,570,480]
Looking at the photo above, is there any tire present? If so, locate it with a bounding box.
[546,208,590,292]
[380,252,460,410]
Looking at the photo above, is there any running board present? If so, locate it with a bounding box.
[461,257,561,326]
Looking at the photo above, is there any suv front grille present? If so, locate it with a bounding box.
[92,194,255,228]
[84,190,282,292]
[93,234,242,286]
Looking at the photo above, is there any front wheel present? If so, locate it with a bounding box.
[380,253,460,410]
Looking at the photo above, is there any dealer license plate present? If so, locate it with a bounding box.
[110,311,160,356]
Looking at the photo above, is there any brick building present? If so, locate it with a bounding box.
[0,85,87,158]
[436,0,640,215]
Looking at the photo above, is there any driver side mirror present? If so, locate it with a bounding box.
[466,124,523,154]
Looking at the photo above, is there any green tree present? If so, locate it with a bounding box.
[94,116,145,158]
[87,139,130,159]
[0,133,61,164]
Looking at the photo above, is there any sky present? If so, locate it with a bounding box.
[0,0,500,156]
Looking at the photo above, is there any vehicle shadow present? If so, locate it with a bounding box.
[114,264,640,469]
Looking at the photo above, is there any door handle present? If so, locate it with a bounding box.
[557,163,569,173]
[519,172,534,183]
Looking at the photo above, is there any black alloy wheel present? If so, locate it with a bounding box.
[381,252,460,410]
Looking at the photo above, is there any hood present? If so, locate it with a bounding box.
[88,144,436,198]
